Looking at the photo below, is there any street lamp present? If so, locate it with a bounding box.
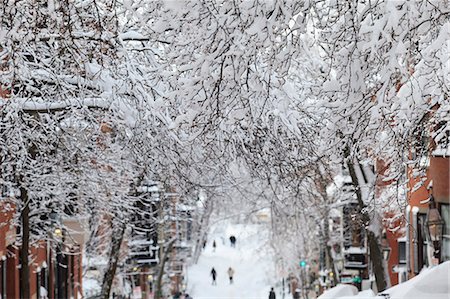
[426,195,444,259]
[54,228,63,238]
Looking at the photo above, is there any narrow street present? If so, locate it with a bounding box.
[187,222,282,299]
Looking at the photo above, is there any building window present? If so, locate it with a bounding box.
[441,204,450,261]
[398,241,406,264]
[418,213,429,270]
[40,266,48,297]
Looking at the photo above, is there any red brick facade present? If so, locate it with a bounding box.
[0,203,83,298]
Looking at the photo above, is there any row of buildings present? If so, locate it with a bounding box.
[0,203,85,298]
[314,116,449,293]
[0,179,202,299]
[116,181,201,299]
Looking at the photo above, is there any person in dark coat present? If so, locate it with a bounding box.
[229,235,236,247]
[211,267,217,285]
[269,287,276,299]
[227,267,235,284]
[212,240,217,252]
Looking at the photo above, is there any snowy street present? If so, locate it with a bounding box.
[187,222,282,299]
[1,1,450,299]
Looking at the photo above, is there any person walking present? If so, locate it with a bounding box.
[212,240,217,252]
[229,235,236,247]
[268,287,276,299]
[211,267,217,285]
[227,267,235,284]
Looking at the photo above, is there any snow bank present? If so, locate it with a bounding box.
[338,289,376,299]
[380,261,450,299]
[318,284,359,299]
[317,262,449,299]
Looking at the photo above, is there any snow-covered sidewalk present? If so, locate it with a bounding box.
[186,223,282,299]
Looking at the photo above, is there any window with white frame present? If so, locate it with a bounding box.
[398,240,407,264]
[441,204,450,261]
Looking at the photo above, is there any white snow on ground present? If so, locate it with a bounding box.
[186,222,283,299]
[318,261,450,299]
[380,261,450,299]
[317,284,358,299]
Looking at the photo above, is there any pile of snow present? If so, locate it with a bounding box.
[338,289,376,299]
[317,261,450,299]
[318,284,359,299]
[380,261,450,299]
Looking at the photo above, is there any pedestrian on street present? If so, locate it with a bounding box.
[229,235,236,247]
[184,294,193,299]
[293,290,300,299]
[268,287,276,299]
[211,267,217,285]
[212,240,216,252]
[227,267,235,284]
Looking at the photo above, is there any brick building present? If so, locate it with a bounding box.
[0,201,84,299]
[382,113,449,287]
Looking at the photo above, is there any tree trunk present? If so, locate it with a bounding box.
[367,230,387,292]
[19,137,37,299]
[100,174,145,299]
[100,220,126,299]
[315,174,338,285]
[345,150,387,292]
[193,199,213,264]
[19,185,30,299]
[154,238,176,299]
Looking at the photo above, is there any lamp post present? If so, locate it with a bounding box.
[426,195,444,261]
